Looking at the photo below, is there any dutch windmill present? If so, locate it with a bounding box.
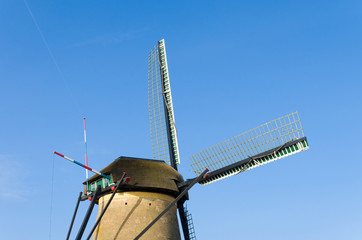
[55,39,309,240]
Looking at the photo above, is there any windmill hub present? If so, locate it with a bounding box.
[84,157,184,240]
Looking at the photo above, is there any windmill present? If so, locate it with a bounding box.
[55,39,309,240]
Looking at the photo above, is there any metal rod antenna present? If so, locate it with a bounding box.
[86,173,127,240]
[53,151,111,180]
[66,192,83,240]
[134,168,209,240]
[75,186,101,240]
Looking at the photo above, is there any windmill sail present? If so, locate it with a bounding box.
[148,39,180,168]
[149,39,194,240]
[190,111,309,185]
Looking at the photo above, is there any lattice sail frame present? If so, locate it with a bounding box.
[190,112,309,185]
[148,39,180,166]
[185,204,197,240]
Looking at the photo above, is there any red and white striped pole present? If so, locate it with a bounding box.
[83,118,89,180]
[54,151,110,180]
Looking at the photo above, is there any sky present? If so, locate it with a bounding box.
[1,0,362,239]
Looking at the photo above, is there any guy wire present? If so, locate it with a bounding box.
[49,153,56,240]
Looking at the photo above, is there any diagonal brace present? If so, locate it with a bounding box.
[134,168,209,240]
[66,192,83,240]
[75,185,101,240]
[86,173,127,240]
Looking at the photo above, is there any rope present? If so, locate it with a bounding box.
[49,154,56,240]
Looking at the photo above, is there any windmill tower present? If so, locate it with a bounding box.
[59,39,309,240]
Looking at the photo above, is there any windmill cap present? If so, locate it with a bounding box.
[83,156,184,197]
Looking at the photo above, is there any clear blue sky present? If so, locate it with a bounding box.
[1,1,361,239]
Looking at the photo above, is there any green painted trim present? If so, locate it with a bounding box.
[87,175,113,192]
